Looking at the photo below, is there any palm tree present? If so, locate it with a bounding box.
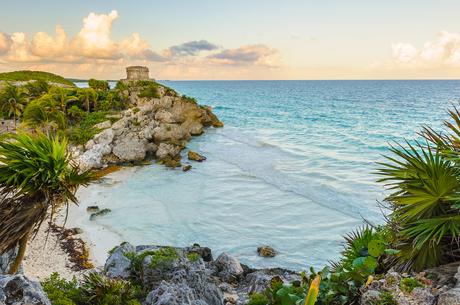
[23,95,67,133]
[0,84,28,128]
[77,88,98,113]
[50,87,78,114]
[0,133,95,274]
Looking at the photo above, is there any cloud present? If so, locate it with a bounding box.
[0,33,12,54]
[31,26,68,58]
[120,33,167,61]
[71,10,121,59]
[390,31,460,68]
[167,40,218,57]
[208,44,278,66]
[0,10,280,79]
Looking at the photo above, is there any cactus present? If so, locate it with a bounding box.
[304,274,321,305]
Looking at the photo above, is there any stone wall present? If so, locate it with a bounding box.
[126,66,150,80]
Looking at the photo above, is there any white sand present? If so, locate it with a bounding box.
[22,222,88,281]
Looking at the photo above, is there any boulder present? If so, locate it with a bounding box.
[0,274,51,305]
[188,151,206,162]
[112,134,147,161]
[89,208,112,220]
[105,242,135,279]
[153,124,190,144]
[94,120,112,129]
[155,109,175,124]
[78,143,111,171]
[86,206,100,213]
[215,253,244,282]
[156,143,182,160]
[182,119,204,136]
[0,246,19,275]
[257,246,277,258]
[94,128,114,145]
[182,165,192,172]
[438,265,460,305]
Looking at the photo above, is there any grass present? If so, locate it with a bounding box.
[0,70,75,86]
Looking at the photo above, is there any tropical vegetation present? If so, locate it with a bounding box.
[0,70,74,86]
[0,133,95,274]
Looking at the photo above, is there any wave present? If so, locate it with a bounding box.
[207,128,382,221]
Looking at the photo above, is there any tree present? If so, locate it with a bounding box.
[88,78,110,91]
[24,80,50,99]
[0,84,28,128]
[77,88,98,113]
[0,133,95,274]
[22,95,67,133]
[49,87,78,114]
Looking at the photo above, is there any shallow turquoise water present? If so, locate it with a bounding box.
[78,80,460,270]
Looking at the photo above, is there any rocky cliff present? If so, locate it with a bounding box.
[75,85,223,171]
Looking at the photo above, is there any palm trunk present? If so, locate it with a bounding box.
[8,231,29,274]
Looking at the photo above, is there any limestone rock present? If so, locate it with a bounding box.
[89,208,112,220]
[155,109,175,123]
[0,246,19,275]
[156,143,182,160]
[257,246,277,258]
[104,242,135,279]
[188,151,206,162]
[94,128,114,145]
[112,134,147,161]
[78,143,111,171]
[215,253,244,282]
[94,120,112,129]
[438,265,460,305]
[0,274,51,305]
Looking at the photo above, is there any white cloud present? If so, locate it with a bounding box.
[391,31,460,67]
[0,33,12,54]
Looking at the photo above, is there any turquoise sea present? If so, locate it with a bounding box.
[75,80,460,270]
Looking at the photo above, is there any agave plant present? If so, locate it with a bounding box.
[0,133,95,274]
[378,139,460,271]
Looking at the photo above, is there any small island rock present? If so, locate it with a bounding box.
[188,150,206,162]
[257,246,277,258]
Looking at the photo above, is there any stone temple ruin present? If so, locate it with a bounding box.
[122,66,154,82]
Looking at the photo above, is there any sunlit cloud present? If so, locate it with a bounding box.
[384,31,460,68]
[0,10,280,79]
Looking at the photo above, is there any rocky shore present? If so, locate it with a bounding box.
[75,85,223,172]
[1,241,460,305]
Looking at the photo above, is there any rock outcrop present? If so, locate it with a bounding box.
[104,243,299,305]
[75,85,223,171]
[0,274,51,305]
[361,262,460,305]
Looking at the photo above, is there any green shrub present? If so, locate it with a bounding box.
[378,107,460,271]
[149,247,179,269]
[79,272,140,305]
[138,82,160,99]
[0,70,74,86]
[41,273,80,305]
[186,252,200,262]
[378,291,397,305]
[399,278,421,293]
[88,79,110,91]
[24,79,50,98]
[66,111,109,144]
[247,292,269,305]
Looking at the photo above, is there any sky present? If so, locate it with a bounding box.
[1,0,460,80]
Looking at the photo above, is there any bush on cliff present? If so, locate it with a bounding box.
[42,272,141,305]
[378,105,460,271]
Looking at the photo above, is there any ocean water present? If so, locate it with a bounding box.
[74,80,460,270]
